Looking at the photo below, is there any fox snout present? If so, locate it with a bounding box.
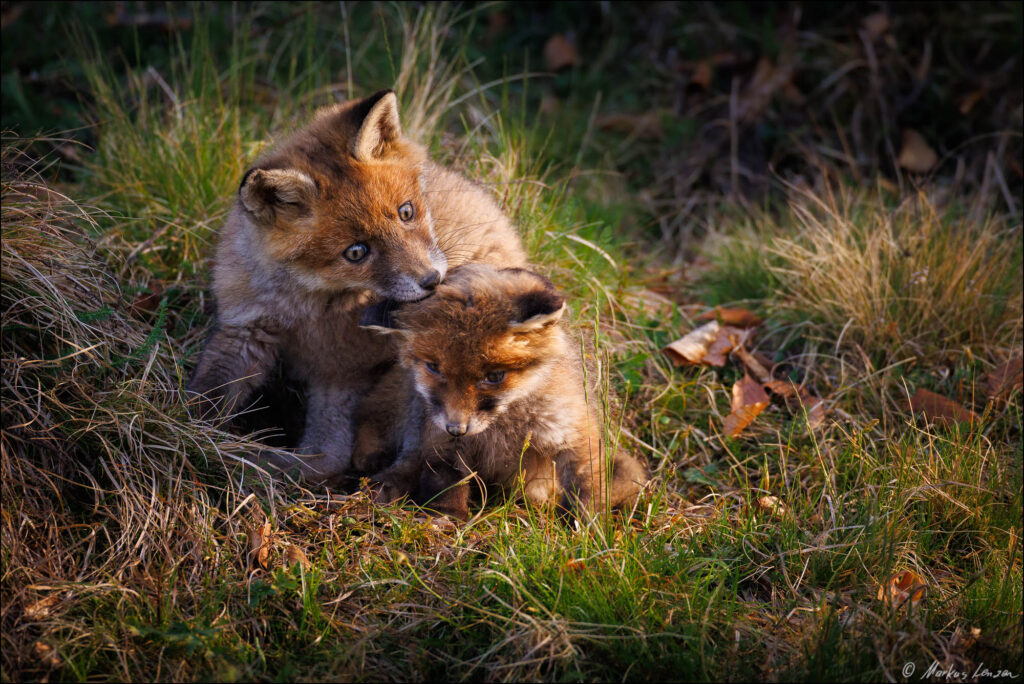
[385,247,448,301]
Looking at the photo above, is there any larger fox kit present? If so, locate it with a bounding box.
[354,264,647,521]
[187,90,527,481]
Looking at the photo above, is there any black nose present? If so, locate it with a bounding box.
[419,270,441,291]
[445,422,467,437]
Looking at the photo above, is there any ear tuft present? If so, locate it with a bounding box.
[239,168,318,223]
[508,286,566,334]
[351,90,403,161]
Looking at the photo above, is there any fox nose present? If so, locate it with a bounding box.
[445,422,467,437]
[418,270,441,291]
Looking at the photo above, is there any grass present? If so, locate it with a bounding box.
[2,2,1022,682]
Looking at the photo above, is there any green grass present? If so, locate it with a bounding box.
[3,2,1022,682]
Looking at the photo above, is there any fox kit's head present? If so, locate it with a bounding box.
[238,90,446,301]
[362,264,567,437]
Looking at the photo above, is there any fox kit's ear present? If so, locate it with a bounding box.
[352,90,402,161]
[358,298,410,337]
[508,286,567,334]
[239,168,318,223]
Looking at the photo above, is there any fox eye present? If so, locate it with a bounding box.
[483,370,506,384]
[343,243,369,263]
[398,201,415,222]
[425,361,441,375]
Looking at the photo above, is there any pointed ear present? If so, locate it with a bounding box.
[351,90,403,161]
[358,298,410,336]
[508,287,567,334]
[239,168,318,223]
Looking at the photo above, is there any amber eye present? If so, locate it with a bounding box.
[425,361,441,375]
[483,370,506,384]
[398,201,415,222]
[343,243,369,263]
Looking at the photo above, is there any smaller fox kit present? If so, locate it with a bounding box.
[354,264,646,521]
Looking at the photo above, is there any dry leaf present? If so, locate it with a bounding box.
[250,520,271,570]
[801,394,826,431]
[565,558,586,572]
[704,325,747,366]
[764,379,799,398]
[877,569,926,608]
[898,129,938,173]
[861,12,890,40]
[24,595,60,620]
[33,641,61,668]
[983,356,1023,402]
[758,495,790,520]
[544,34,578,71]
[697,306,762,328]
[957,88,985,115]
[910,388,979,425]
[732,344,772,384]
[663,321,720,366]
[723,375,770,437]
[286,544,310,570]
[595,112,663,140]
[690,60,712,91]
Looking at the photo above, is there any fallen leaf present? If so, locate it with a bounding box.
[663,321,720,366]
[663,321,750,367]
[861,12,890,40]
[801,394,826,431]
[731,344,772,384]
[957,88,985,116]
[565,558,586,572]
[764,379,799,398]
[910,388,979,425]
[877,569,926,608]
[33,641,61,668]
[24,595,60,620]
[983,356,1023,402]
[250,520,271,570]
[898,129,939,173]
[544,34,578,71]
[704,325,747,366]
[758,495,790,519]
[689,60,712,91]
[286,544,309,570]
[697,306,762,327]
[595,112,663,140]
[723,375,770,437]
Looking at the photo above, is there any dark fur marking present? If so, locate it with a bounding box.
[477,395,498,412]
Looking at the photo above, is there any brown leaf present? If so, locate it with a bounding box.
[801,394,826,431]
[723,375,770,437]
[24,595,60,620]
[33,641,61,668]
[983,356,1023,402]
[286,544,310,570]
[697,306,762,328]
[130,286,165,316]
[690,60,712,91]
[957,88,986,116]
[861,12,890,41]
[877,569,926,608]
[662,321,747,367]
[897,129,939,173]
[595,112,663,140]
[663,321,720,366]
[764,379,799,398]
[544,34,578,71]
[731,344,772,384]
[758,495,791,520]
[565,558,586,572]
[909,388,979,425]
[250,520,271,570]
[705,325,747,366]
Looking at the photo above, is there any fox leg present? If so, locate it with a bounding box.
[417,456,470,521]
[295,384,359,482]
[186,323,280,422]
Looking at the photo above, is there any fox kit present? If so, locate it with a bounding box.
[187,90,527,481]
[354,264,647,521]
